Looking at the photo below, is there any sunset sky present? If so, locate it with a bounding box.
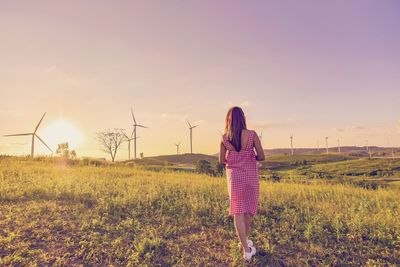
[1,1,399,159]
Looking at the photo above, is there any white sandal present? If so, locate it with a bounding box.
[243,245,256,261]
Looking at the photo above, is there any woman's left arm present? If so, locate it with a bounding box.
[219,138,227,164]
[253,132,265,161]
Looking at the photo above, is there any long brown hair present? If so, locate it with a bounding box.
[225,106,247,152]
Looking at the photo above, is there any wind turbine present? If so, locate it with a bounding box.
[290,135,294,155]
[337,139,341,153]
[259,131,263,143]
[365,140,369,152]
[187,120,198,154]
[175,142,181,155]
[3,112,53,157]
[123,129,136,160]
[325,136,329,155]
[130,107,148,159]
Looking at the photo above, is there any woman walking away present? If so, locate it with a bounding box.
[219,106,265,261]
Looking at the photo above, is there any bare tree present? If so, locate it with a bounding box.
[96,129,126,162]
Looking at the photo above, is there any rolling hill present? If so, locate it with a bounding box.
[129,153,218,167]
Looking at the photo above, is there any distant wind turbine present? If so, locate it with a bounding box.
[337,139,341,153]
[123,129,139,160]
[325,136,329,155]
[130,107,148,159]
[290,135,294,155]
[187,120,198,154]
[3,112,53,157]
[175,142,181,155]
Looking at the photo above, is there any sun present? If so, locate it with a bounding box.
[40,118,83,151]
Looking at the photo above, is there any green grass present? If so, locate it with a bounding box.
[265,153,355,163]
[299,158,400,178]
[260,153,356,171]
[0,157,399,266]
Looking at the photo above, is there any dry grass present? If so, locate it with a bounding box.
[0,157,399,266]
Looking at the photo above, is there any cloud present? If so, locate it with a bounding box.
[351,125,365,130]
[334,128,345,132]
[334,125,365,132]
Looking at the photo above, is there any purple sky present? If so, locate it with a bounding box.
[1,1,399,158]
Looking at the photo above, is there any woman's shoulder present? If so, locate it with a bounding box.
[243,129,256,135]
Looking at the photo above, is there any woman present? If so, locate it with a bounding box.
[219,106,265,261]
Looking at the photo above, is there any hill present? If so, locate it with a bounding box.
[129,153,218,167]
[213,146,397,157]
[260,153,356,170]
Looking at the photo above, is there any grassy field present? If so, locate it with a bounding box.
[1,157,399,266]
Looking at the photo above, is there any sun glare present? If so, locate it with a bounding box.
[40,118,83,151]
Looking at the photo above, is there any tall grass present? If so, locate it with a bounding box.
[0,158,399,266]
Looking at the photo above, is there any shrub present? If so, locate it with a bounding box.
[196,160,213,175]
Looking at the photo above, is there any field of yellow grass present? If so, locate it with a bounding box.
[0,157,399,266]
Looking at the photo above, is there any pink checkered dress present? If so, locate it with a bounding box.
[222,130,260,216]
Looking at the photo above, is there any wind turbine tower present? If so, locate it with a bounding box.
[290,135,294,155]
[3,112,53,157]
[325,136,329,155]
[187,120,198,154]
[130,108,148,159]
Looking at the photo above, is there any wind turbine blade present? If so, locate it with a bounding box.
[187,120,192,128]
[192,125,198,129]
[3,133,33,137]
[34,112,46,133]
[137,125,149,129]
[131,107,137,124]
[35,134,53,152]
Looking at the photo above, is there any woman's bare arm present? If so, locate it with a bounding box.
[253,132,265,161]
[219,138,227,164]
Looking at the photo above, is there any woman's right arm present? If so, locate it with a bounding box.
[253,133,265,161]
